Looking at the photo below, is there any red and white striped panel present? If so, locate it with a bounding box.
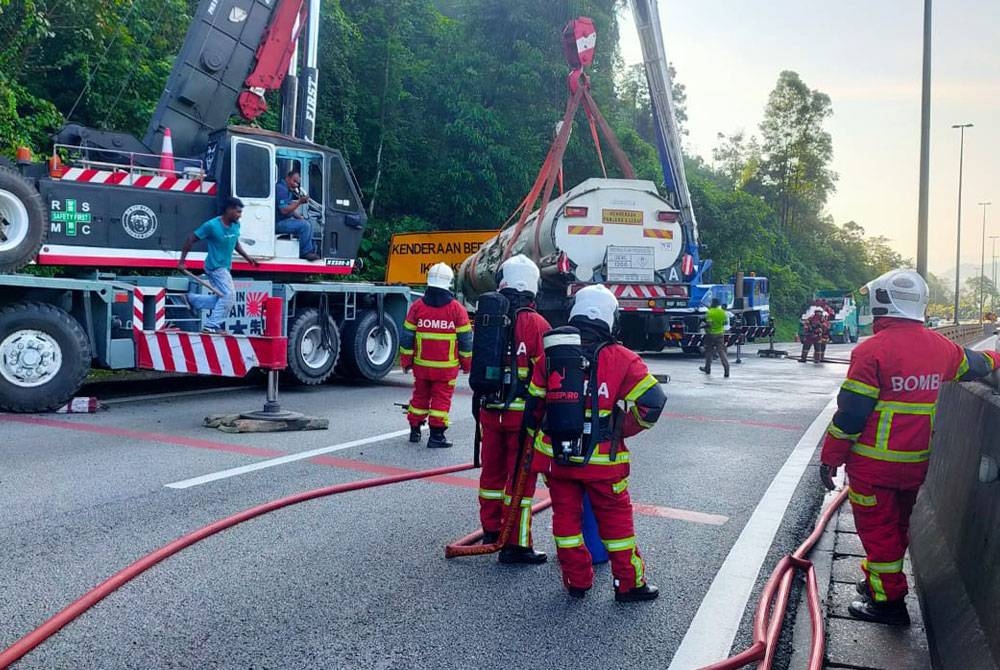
[132,287,166,333]
[135,330,267,377]
[60,167,218,195]
[609,284,670,299]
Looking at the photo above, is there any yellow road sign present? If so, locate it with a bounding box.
[386,230,496,284]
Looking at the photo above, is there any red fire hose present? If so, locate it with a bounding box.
[0,463,476,669]
[699,486,850,670]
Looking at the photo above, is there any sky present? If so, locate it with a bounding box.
[617,0,1000,277]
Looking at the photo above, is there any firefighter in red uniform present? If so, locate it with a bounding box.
[477,255,551,564]
[820,269,1000,625]
[399,263,472,448]
[525,285,666,601]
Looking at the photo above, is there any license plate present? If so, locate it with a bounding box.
[602,209,643,225]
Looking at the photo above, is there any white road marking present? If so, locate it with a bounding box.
[666,393,839,670]
[164,428,412,489]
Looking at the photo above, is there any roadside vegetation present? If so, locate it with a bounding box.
[1,0,908,328]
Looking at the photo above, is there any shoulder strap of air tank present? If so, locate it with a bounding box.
[580,341,611,466]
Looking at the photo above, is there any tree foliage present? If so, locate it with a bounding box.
[0,1,906,326]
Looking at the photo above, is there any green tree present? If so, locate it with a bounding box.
[757,71,837,234]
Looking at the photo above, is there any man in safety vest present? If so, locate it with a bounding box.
[525,285,667,601]
[477,255,551,564]
[820,269,1000,625]
[399,263,472,448]
[699,298,731,377]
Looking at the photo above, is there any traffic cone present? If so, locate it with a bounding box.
[159,128,176,176]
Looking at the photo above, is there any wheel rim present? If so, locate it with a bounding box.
[0,329,63,388]
[365,326,394,367]
[299,324,332,371]
[0,189,30,253]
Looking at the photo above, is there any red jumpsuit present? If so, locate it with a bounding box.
[526,343,665,594]
[477,308,550,547]
[821,318,1000,603]
[398,297,472,429]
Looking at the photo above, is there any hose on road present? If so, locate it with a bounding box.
[0,462,476,670]
[699,487,850,670]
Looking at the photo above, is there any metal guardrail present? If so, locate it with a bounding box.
[931,323,993,346]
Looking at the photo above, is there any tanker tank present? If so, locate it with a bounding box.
[458,177,685,303]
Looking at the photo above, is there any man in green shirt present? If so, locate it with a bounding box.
[699,298,731,378]
[178,197,258,333]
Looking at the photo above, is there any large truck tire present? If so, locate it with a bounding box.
[0,166,47,273]
[337,309,399,381]
[0,302,91,412]
[286,308,340,385]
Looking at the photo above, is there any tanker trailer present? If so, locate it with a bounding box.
[458,177,694,351]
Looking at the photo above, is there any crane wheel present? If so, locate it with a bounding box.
[0,167,47,273]
[0,302,90,412]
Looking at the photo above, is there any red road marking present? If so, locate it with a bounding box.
[3,415,727,525]
[0,415,283,458]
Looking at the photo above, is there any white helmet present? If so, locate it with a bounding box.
[498,254,541,295]
[427,262,455,290]
[570,285,619,330]
[862,269,928,322]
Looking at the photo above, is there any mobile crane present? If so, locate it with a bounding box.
[0,0,409,412]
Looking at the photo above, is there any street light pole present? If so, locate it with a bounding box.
[978,201,992,322]
[916,0,933,279]
[990,234,1000,315]
[952,123,973,324]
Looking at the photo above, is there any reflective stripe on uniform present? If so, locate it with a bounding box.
[625,374,659,402]
[555,533,584,548]
[415,331,458,368]
[517,366,531,380]
[827,424,860,441]
[531,437,630,465]
[851,442,931,463]
[408,406,429,415]
[398,347,414,355]
[456,323,472,333]
[428,409,450,425]
[863,559,889,603]
[848,488,877,507]
[842,378,879,399]
[875,400,935,414]
[631,404,655,429]
[954,355,970,380]
[611,477,629,494]
[414,358,459,369]
[485,399,526,411]
[866,558,904,574]
[404,320,417,331]
[503,494,533,507]
[528,382,546,398]
[478,488,504,500]
[602,535,636,552]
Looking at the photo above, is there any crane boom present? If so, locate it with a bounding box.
[629,0,699,253]
[144,0,304,157]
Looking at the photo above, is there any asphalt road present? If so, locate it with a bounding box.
[0,341,857,669]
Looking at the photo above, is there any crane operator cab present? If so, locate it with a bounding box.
[207,126,366,272]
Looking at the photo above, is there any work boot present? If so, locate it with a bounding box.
[856,578,870,598]
[848,598,910,626]
[698,366,710,375]
[409,425,422,443]
[615,583,660,603]
[427,428,453,448]
[498,546,547,565]
[567,586,590,599]
[724,370,730,378]
[481,531,500,545]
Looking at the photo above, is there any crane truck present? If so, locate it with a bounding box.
[457,2,772,353]
[0,0,409,412]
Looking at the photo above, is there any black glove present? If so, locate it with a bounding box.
[819,464,837,491]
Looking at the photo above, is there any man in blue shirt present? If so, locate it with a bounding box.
[275,170,320,261]
[178,197,259,333]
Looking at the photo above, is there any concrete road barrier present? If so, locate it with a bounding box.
[910,382,1000,670]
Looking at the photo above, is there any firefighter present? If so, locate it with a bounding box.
[525,285,666,601]
[476,255,550,564]
[398,263,472,448]
[819,269,1000,625]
